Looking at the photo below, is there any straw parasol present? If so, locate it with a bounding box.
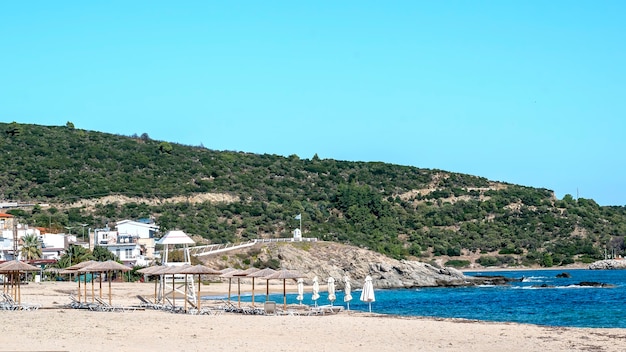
[137,266,164,303]
[264,269,305,310]
[180,264,221,310]
[219,268,242,304]
[159,265,190,310]
[88,260,131,305]
[150,265,177,305]
[247,268,276,300]
[0,260,40,305]
[175,264,192,312]
[77,262,103,303]
[62,260,97,303]
[233,267,260,307]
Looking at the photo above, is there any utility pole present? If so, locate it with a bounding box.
[80,223,88,241]
[13,221,18,261]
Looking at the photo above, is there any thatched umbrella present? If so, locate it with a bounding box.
[233,267,260,307]
[219,268,240,304]
[44,267,63,278]
[247,268,276,301]
[180,264,221,310]
[156,265,190,310]
[63,260,97,303]
[147,265,170,304]
[137,266,163,303]
[88,260,131,305]
[175,264,192,312]
[0,260,40,305]
[264,269,305,310]
[77,263,102,303]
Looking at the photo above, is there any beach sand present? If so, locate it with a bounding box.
[2,280,625,352]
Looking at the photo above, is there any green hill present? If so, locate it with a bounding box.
[2,121,625,267]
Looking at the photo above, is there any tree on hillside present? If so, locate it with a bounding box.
[158,142,173,154]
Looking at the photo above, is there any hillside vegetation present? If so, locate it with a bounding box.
[2,122,625,267]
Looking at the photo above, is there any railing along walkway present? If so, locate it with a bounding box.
[188,237,318,257]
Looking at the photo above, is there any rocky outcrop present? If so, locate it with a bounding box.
[578,281,615,288]
[588,260,626,270]
[202,241,494,289]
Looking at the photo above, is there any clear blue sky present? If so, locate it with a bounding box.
[1,1,625,206]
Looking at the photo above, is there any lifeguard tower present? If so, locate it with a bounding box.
[157,230,194,265]
[156,230,196,307]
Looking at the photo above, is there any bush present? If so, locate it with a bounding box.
[446,247,461,256]
[477,256,499,267]
[477,255,517,267]
[445,260,470,268]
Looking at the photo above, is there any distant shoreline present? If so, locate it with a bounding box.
[460,265,589,273]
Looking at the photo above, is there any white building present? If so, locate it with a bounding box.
[93,219,159,266]
[0,214,41,261]
[39,233,68,261]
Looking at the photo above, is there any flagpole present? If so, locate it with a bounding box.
[299,215,302,234]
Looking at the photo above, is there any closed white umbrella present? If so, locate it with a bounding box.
[296,278,304,305]
[343,276,353,310]
[360,275,375,313]
[311,276,320,306]
[327,277,336,305]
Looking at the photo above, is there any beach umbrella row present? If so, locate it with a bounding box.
[213,269,370,311]
[136,264,374,313]
[61,260,131,305]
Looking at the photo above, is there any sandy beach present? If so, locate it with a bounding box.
[2,280,625,352]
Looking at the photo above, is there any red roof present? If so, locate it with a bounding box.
[0,213,14,218]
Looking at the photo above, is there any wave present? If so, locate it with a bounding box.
[512,285,598,290]
[521,276,547,282]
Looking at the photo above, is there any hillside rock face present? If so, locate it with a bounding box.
[202,241,476,289]
[588,259,626,270]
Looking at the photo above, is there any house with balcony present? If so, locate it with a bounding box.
[93,219,159,266]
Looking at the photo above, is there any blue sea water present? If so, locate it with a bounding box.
[211,269,626,328]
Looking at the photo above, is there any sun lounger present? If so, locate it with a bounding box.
[198,307,223,316]
[136,295,163,310]
[162,298,186,314]
[95,297,137,312]
[309,305,343,315]
[1,294,20,311]
[1,292,41,311]
[67,294,99,310]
